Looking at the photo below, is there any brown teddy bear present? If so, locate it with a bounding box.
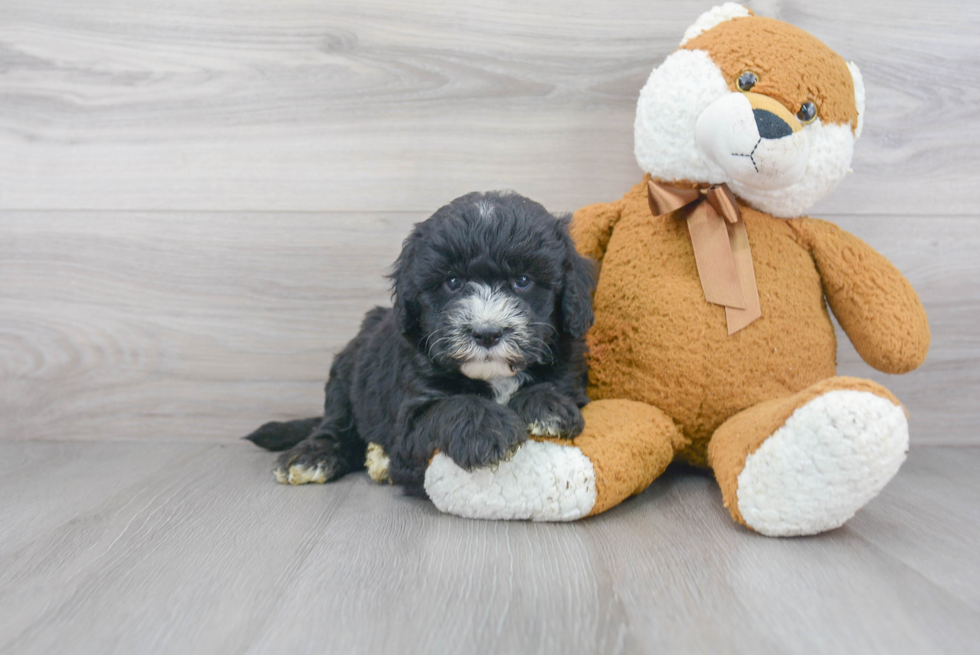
[424,3,930,536]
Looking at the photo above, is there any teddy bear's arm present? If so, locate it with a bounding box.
[793,218,930,374]
[569,199,626,262]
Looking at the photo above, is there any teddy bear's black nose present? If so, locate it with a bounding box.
[754,108,794,139]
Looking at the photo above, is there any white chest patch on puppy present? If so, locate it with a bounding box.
[460,359,515,382]
[487,373,528,404]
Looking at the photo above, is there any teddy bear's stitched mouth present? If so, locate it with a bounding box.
[731,137,763,173]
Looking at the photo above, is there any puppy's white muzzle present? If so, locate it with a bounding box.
[452,283,529,380]
[696,92,808,191]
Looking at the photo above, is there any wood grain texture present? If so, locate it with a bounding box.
[0,441,211,556]
[2,3,977,653]
[0,0,978,214]
[2,212,976,444]
[0,442,977,655]
[0,211,417,442]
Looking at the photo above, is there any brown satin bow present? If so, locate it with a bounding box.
[647,180,762,334]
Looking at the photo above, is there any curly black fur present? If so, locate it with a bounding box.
[246,191,595,495]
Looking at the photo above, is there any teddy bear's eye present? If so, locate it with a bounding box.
[736,71,758,92]
[796,101,818,124]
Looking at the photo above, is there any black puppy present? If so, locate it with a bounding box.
[247,191,595,495]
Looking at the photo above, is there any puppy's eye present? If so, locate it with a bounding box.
[796,101,818,124]
[737,71,758,92]
[444,277,463,292]
[513,275,533,291]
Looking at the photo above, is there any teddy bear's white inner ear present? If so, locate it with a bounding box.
[847,61,865,139]
[679,3,752,46]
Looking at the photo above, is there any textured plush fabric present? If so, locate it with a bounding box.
[682,16,860,133]
[731,389,908,536]
[707,376,902,527]
[577,179,845,465]
[634,8,865,219]
[425,441,598,521]
[790,219,930,373]
[572,8,926,526]
[567,399,687,516]
[571,174,927,525]
[679,3,753,47]
[423,398,686,520]
[426,5,929,532]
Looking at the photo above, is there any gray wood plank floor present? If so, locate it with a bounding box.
[0,441,977,655]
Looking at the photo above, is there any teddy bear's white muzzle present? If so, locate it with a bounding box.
[696,93,809,191]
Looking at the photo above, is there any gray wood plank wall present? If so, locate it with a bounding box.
[2,0,978,444]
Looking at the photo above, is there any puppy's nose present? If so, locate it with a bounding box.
[471,326,503,348]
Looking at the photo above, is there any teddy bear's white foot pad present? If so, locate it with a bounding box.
[736,390,908,537]
[424,441,597,521]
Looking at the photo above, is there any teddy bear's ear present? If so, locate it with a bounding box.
[679,3,753,47]
[848,61,866,139]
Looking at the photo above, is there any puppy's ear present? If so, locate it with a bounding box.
[389,230,422,335]
[557,216,596,338]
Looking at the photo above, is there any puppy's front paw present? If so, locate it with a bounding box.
[510,386,584,439]
[528,416,575,438]
[444,401,526,471]
[274,441,343,485]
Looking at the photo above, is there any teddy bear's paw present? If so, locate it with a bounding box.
[424,440,597,521]
[736,390,908,537]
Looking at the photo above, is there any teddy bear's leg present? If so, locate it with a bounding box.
[573,398,688,516]
[424,398,686,521]
[708,377,909,537]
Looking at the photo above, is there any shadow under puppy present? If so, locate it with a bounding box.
[247,191,596,495]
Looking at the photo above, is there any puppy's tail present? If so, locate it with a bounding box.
[244,417,321,451]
